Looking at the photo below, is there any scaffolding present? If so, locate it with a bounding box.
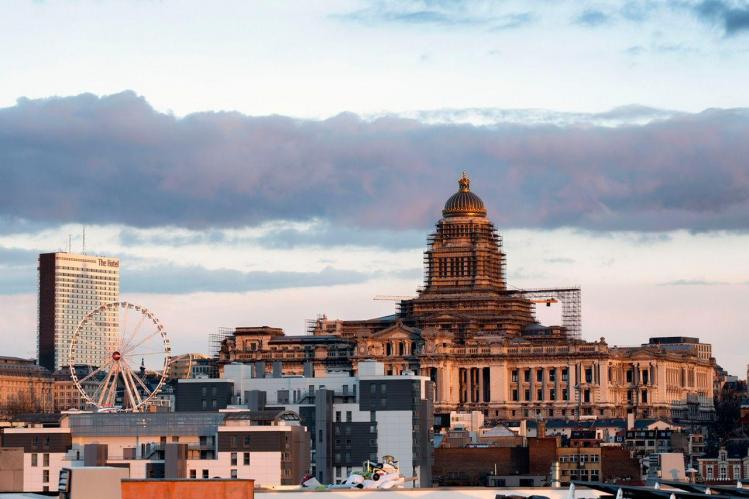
[208,327,234,358]
[422,219,506,291]
[516,287,582,340]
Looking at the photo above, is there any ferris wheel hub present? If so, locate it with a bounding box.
[112,351,122,361]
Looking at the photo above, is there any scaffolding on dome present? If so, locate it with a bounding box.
[515,286,582,340]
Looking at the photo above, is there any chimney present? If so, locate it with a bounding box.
[272,361,282,378]
[538,420,547,437]
[255,361,266,379]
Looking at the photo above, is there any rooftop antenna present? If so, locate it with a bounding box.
[67,234,72,253]
[82,226,86,255]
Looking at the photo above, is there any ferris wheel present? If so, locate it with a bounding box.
[68,301,171,412]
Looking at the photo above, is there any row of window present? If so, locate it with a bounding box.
[30,453,50,467]
[559,454,600,463]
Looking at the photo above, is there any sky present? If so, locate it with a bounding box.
[1,0,749,375]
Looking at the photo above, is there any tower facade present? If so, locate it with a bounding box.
[38,252,120,371]
[403,173,535,337]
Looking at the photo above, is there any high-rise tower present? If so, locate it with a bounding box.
[38,252,120,371]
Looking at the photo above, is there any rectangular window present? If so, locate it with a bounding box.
[537,388,543,400]
[524,389,530,401]
[346,411,352,422]
[562,368,569,381]
[536,370,543,382]
[549,369,556,382]
[31,454,38,467]
[511,369,519,382]
[43,453,49,467]
[190,469,196,479]
[231,469,238,479]
[202,469,209,479]
[42,470,49,483]
[524,370,531,382]
[244,452,250,465]
[512,389,519,401]
[335,411,341,422]
[585,368,593,383]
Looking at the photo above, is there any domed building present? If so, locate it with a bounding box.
[220,174,716,423]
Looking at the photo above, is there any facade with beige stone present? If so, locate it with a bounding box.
[219,174,715,422]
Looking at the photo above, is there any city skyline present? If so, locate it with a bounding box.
[1,1,748,376]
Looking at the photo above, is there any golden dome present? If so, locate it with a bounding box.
[442,172,487,218]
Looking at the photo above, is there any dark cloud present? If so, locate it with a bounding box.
[2,92,749,233]
[574,9,611,27]
[117,225,426,250]
[694,0,749,35]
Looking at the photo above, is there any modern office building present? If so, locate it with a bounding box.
[0,410,309,493]
[217,359,434,487]
[38,252,120,371]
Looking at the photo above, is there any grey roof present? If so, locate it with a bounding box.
[65,412,226,437]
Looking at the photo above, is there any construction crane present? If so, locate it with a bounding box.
[373,295,416,301]
[529,298,559,307]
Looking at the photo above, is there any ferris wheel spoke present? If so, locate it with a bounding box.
[96,365,116,408]
[123,364,145,407]
[124,351,165,357]
[121,312,146,352]
[120,363,139,409]
[76,361,113,385]
[124,360,154,397]
[122,329,163,355]
[88,315,116,352]
[121,307,130,347]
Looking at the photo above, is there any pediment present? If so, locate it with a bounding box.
[370,321,420,340]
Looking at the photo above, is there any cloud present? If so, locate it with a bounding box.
[336,1,534,30]
[574,9,611,27]
[3,92,749,233]
[121,265,371,294]
[693,0,749,35]
[657,278,743,286]
[0,257,374,295]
